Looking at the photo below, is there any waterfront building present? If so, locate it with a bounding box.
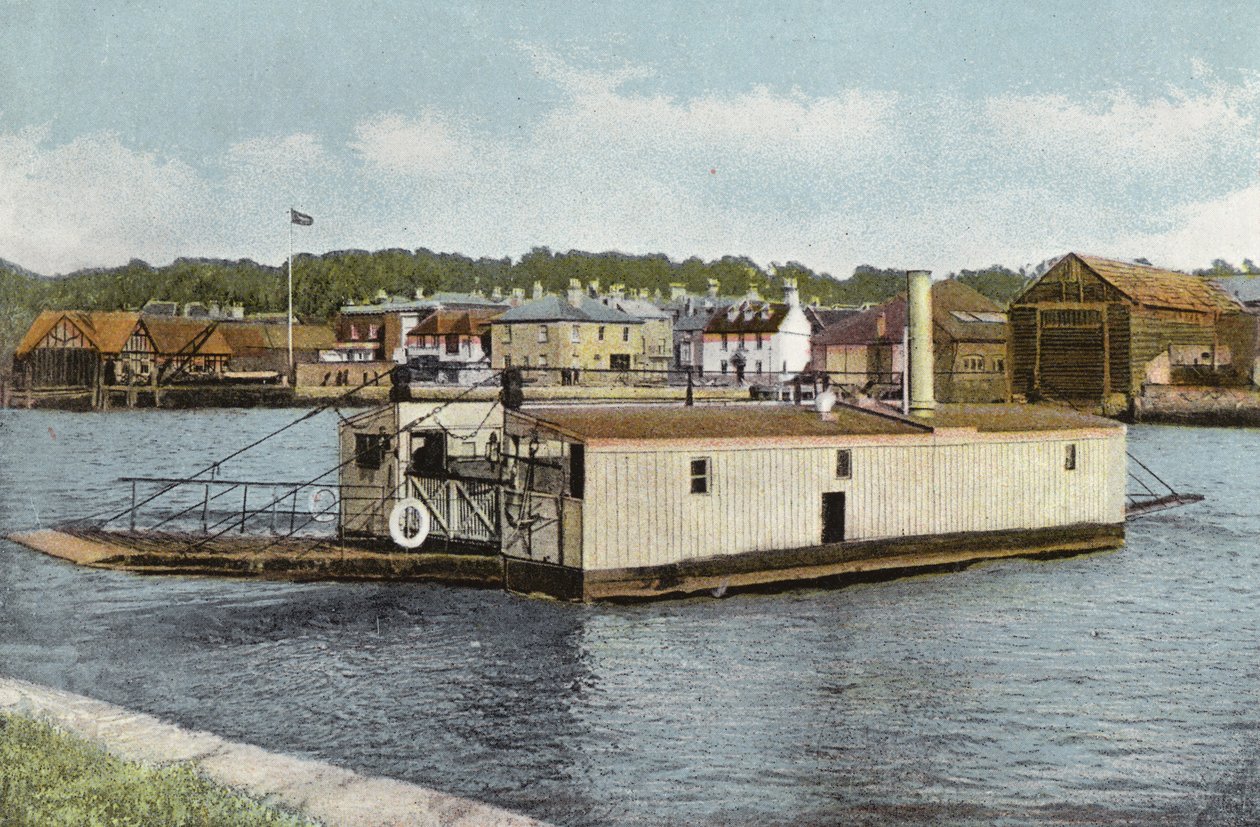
[404,309,503,384]
[488,282,647,382]
[810,279,1009,403]
[699,279,811,381]
[1008,253,1250,407]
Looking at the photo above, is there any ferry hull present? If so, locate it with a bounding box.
[504,522,1125,602]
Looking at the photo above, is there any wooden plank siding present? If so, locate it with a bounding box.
[1127,314,1220,393]
[578,432,1126,572]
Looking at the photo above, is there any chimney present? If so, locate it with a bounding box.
[567,278,584,307]
[707,279,720,298]
[230,305,245,320]
[491,286,502,300]
[532,281,544,300]
[414,286,425,300]
[907,269,935,418]
[782,277,800,308]
[609,283,625,301]
[511,287,525,305]
[375,289,389,304]
[587,279,600,297]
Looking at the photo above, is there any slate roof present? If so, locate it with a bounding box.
[703,300,790,334]
[1067,254,1241,314]
[494,296,643,324]
[1208,275,1260,306]
[812,280,1006,347]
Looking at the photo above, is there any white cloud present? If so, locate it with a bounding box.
[2,54,1257,278]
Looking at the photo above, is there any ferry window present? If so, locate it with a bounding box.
[690,457,711,494]
[355,433,389,470]
[836,449,852,479]
[1064,443,1077,471]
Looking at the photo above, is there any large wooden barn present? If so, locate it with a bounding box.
[1009,253,1246,407]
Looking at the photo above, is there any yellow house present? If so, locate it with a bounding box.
[490,283,647,382]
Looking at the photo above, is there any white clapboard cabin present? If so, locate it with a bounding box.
[498,401,1126,600]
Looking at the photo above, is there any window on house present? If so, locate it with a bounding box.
[503,326,512,343]
[690,457,711,494]
[538,325,549,343]
[370,325,381,339]
[994,357,1006,372]
[571,325,580,343]
[1064,444,1077,471]
[755,361,762,374]
[756,333,763,349]
[610,354,631,371]
[354,433,389,470]
[720,360,728,374]
[503,355,512,368]
[962,355,985,371]
[349,325,360,341]
[836,449,852,479]
[721,333,729,351]
[598,326,605,341]
[538,355,548,368]
[445,334,459,354]
[622,326,630,342]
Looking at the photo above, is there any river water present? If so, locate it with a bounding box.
[0,407,1258,826]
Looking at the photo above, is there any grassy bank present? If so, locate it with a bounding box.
[0,712,317,827]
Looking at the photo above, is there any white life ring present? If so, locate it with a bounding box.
[388,498,431,549]
[307,487,339,523]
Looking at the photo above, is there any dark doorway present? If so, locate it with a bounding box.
[410,431,447,475]
[822,492,846,544]
[569,444,585,499]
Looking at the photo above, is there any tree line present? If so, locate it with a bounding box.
[3,247,1254,380]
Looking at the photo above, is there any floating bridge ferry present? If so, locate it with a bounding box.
[335,272,1132,601]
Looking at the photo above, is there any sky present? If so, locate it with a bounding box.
[1,1,1257,277]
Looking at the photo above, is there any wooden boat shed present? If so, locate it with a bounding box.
[1008,253,1247,407]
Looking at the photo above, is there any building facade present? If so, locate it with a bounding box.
[699,280,812,381]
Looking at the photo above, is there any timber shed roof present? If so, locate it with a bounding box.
[142,318,233,356]
[15,310,143,358]
[1058,254,1241,314]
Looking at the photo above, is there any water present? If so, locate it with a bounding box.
[1,408,1258,825]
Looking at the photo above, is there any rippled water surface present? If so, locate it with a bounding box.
[1,408,1259,825]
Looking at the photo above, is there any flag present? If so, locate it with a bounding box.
[290,208,313,226]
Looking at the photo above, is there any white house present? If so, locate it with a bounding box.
[699,279,812,380]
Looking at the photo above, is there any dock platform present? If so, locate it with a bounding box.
[6,527,502,587]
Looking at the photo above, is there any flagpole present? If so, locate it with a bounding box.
[287,209,294,378]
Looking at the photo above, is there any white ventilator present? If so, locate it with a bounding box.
[388,498,431,549]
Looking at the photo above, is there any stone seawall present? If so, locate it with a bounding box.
[1135,386,1260,426]
[0,676,548,827]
